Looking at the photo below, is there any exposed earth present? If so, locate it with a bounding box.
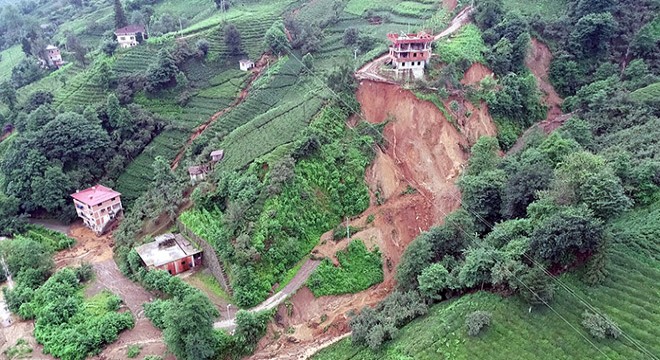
[247,78,496,359]
[0,223,171,360]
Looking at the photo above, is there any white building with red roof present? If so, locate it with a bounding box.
[114,25,148,48]
[71,185,123,235]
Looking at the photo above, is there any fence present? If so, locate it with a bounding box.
[176,220,233,295]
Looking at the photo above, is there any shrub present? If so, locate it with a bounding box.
[350,290,427,349]
[196,39,210,57]
[127,344,141,358]
[466,310,492,336]
[581,311,621,339]
[75,262,94,283]
[307,240,383,297]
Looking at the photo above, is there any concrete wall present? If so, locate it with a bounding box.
[176,220,232,294]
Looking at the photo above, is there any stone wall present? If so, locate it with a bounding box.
[176,220,232,294]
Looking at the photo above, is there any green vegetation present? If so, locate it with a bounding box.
[189,271,234,304]
[126,344,142,358]
[502,0,568,19]
[22,225,75,252]
[179,104,375,307]
[142,269,272,360]
[435,24,487,65]
[316,202,660,359]
[630,81,660,105]
[307,240,383,297]
[0,46,25,83]
[3,338,32,359]
[1,233,133,360]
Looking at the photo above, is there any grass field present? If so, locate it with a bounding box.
[0,46,25,84]
[630,81,660,105]
[314,202,660,359]
[435,24,487,65]
[307,240,383,297]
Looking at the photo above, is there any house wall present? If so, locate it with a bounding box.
[177,220,232,294]
[156,254,201,275]
[74,197,123,234]
[117,33,138,48]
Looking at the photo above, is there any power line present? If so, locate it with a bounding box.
[271,37,651,359]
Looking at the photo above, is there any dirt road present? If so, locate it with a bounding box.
[355,6,474,83]
[213,259,320,331]
[87,260,170,360]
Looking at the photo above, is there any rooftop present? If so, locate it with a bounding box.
[387,31,433,43]
[210,149,224,160]
[135,233,201,267]
[239,59,254,65]
[46,45,58,50]
[115,24,146,35]
[71,185,121,206]
[188,165,209,175]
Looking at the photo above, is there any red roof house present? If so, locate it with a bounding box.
[71,185,123,235]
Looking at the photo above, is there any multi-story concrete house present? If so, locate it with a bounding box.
[71,185,123,235]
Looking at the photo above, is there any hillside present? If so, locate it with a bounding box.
[314,202,660,359]
[0,0,659,359]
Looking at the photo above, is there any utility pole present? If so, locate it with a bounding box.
[354,48,358,60]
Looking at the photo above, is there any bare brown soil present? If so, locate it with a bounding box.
[526,38,562,123]
[443,0,458,11]
[53,224,170,359]
[170,53,275,170]
[509,39,569,153]
[248,80,495,359]
[461,63,494,85]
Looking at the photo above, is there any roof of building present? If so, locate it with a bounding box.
[71,185,121,206]
[135,233,201,267]
[45,45,59,50]
[115,24,146,35]
[239,59,254,65]
[188,165,209,175]
[210,149,224,159]
[387,31,433,44]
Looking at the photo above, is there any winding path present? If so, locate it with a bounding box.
[213,259,320,331]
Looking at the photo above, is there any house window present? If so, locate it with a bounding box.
[120,36,126,40]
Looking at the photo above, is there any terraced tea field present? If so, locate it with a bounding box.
[314,202,660,360]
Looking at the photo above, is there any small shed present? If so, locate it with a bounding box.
[135,233,202,275]
[188,164,209,183]
[239,59,255,71]
[210,149,225,163]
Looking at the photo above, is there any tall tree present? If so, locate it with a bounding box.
[223,23,242,55]
[114,0,128,28]
[162,292,218,360]
[264,21,288,55]
[0,82,17,109]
